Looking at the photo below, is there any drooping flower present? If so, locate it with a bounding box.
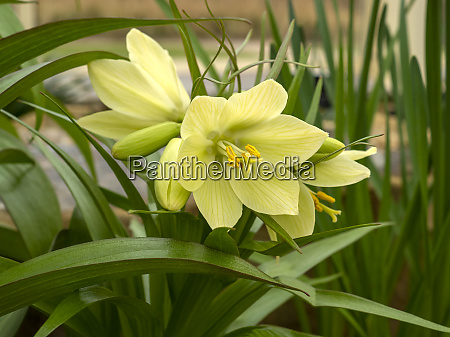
[78,28,190,158]
[271,145,377,238]
[176,80,328,229]
[155,138,191,211]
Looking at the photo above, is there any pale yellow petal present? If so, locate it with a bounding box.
[77,110,155,139]
[155,138,190,211]
[219,80,288,132]
[177,135,215,192]
[305,154,371,187]
[180,96,227,139]
[237,115,328,163]
[229,173,299,215]
[342,147,377,161]
[193,177,243,229]
[126,29,190,113]
[88,59,178,121]
[272,182,315,238]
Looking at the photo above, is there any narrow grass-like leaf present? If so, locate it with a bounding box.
[255,212,301,254]
[0,51,125,109]
[240,223,383,256]
[0,109,127,238]
[0,237,303,316]
[34,286,162,337]
[305,76,323,125]
[282,278,450,333]
[0,129,62,257]
[0,17,249,79]
[224,325,318,337]
[0,308,27,337]
[265,20,295,81]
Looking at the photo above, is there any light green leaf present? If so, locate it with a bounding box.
[266,20,295,80]
[0,17,249,78]
[0,237,302,316]
[240,223,383,256]
[254,212,302,254]
[34,286,162,337]
[0,308,27,337]
[0,51,125,110]
[282,277,450,334]
[0,129,62,257]
[224,325,318,337]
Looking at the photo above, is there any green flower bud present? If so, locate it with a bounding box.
[112,122,181,160]
[155,138,191,211]
[309,137,345,163]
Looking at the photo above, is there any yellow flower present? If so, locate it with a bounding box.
[272,146,376,238]
[155,138,191,211]
[78,29,189,158]
[177,80,328,229]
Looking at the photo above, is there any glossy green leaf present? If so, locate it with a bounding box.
[254,212,301,254]
[204,228,240,256]
[0,129,62,257]
[0,51,125,109]
[224,325,318,337]
[37,141,115,241]
[0,237,303,316]
[34,286,162,337]
[282,277,450,334]
[0,17,248,78]
[240,223,383,256]
[0,109,127,239]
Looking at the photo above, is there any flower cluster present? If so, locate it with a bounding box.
[79,29,376,239]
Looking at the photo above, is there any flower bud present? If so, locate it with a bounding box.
[112,122,181,160]
[308,137,345,163]
[155,138,190,211]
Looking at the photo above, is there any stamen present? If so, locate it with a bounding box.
[310,192,323,212]
[245,144,261,158]
[226,146,241,167]
[317,191,336,203]
[321,204,342,223]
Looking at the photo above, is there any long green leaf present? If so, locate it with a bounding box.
[0,129,62,257]
[0,17,248,79]
[224,325,318,337]
[240,223,383,256]
[0,308,27,337]
[0,225,30,261]
[34,286,162,337]
[0,109,127,238]
[282,277,450,334]
[265,20,295,80]
[0,51,125,109]
[0,237,304,317]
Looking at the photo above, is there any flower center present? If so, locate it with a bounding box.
[310,191,341,222]
[217,140,261,168]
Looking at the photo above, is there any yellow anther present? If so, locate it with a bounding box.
[317,191,336,203]
[310,192,323,212]
[245,144,261,158]
[226,146,241,167]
